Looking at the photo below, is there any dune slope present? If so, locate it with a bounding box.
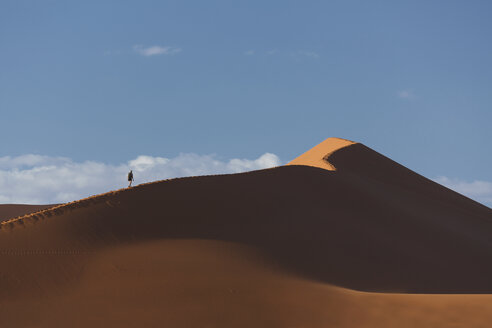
[1,138,491,327]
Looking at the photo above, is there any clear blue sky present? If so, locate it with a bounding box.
[1,0,491,184]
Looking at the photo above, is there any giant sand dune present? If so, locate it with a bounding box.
[1,137,492,327]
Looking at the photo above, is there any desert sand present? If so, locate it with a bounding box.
[1,137,491,327]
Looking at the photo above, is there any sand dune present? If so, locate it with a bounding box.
[1,137,491,327]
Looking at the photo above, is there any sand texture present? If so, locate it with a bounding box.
[1,138,491,327]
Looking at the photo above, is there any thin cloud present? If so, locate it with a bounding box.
[434,176,492,208]
[244,50,255,56]
[397,89,415,99]
[133,45,182,57]
[297,51,320,59]
[0,153,281,204]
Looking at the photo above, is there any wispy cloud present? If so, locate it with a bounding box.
[0,153,281,204]
[244,50,255,56]
[297,51,320,59]
[133,45,182,57]
[434,176,492,208]
[397,89,415,99]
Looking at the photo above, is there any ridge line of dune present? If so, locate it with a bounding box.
[0,175,214,229]
[287,137,357,171]
[0,167,280,231]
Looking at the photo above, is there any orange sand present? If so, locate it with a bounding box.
[287,137,355,170]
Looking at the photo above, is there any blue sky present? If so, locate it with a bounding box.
[1,1,491,205]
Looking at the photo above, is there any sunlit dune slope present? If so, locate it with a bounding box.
[4,239,492,328]
[287,137,356,170]
[1,138,492,327]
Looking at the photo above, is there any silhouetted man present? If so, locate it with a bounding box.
[128,170,134,187]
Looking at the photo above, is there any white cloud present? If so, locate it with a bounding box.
[133,45,182,56]
[244,50,255,56]
[434,176,492,208]
[397,89,415,99]
[0,153,281,204]
[0,154,70,169]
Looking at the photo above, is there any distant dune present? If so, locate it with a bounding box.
[1,138,491,327]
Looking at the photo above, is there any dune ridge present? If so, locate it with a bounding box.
[287,137,356,170]
[0,204,56,223]
[0,168,280,230]
[0,179,171,229]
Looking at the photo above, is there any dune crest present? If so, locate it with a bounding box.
[287,137,356,170]
[0,204,56,222]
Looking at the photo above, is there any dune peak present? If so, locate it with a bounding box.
[287,137,356,170]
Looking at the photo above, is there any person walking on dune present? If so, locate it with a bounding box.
[128,170,134,187]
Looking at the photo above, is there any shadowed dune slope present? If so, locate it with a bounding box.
[0,204,56,222]
[1,138,492,327]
